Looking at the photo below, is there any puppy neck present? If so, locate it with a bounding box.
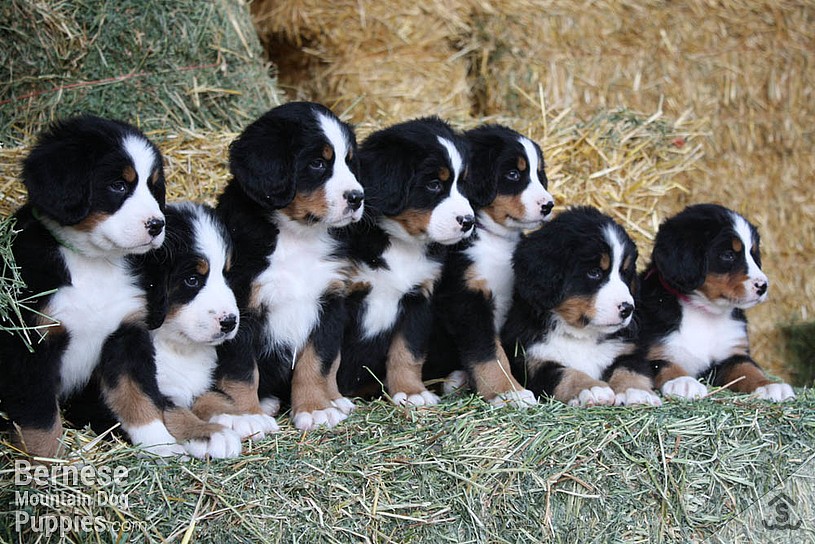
[647,266,729,317]
[272,210,330,238]
[475,211,522,242]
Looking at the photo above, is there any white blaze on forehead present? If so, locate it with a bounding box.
[123,135,157,181]
[437,136,464,188]
[318,112,351,162]
[730,211,764,278]
[317,111,364,225]
[519,136,541,186]
[192,207,228,273]
[591,223,633,327]
[517,136,554,222]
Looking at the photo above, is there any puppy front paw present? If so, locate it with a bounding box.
[615,388,662,407]
[661,376,707,400]
[210,413,280,440]
[755,383,795,402]
[331,397,356,415]
[391,390,440,407]
[183,429,242,459]
[442,370,469,395]
[489,389,537,408]
[568,386,616,407]
[259,396,282,416]
[141,442,188,458]
[292,407,347,431]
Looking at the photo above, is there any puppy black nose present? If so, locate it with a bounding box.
[541,201,554,216]
[220,314,237,333]
[755,281,768,296]
[619,302,634,320]
[146,218,165,237]
[344,190,364,211]
[457,214,475,232]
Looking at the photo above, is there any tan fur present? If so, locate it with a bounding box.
[471,339,526,399]
[218,369,264,415]
[599,253,610,271]
[322,144,333,161]
[150,169,160,186]
[281,188,329,222]
[191,391,242,420]
[699,272,748,302]
[653,361,691,389]
[607,368,654,394]
[196,258,209,276]
[103,376,162,427]
[517,155,527,172]
[438,166,450,182]
[464,264,491,297]
[14,419,63,459]
[392,209,431,236]
[552,368,610,403]
[164,407,225,441]
[122,165,136,183]
[386,334,427,397]
[74,211,109,232]
[555,295,596,327]
[715,362,771,393]
[291,343,332,415]
[483,194,526,226]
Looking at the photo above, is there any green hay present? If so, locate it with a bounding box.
[2,390,813,543]
[0,0,282,145]
[781,322,815,387]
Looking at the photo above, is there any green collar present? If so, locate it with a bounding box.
[31,208,82,254]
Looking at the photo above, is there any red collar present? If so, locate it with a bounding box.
[644,266,690,303]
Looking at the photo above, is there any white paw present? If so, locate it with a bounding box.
[489,389,537,408]
[615,388,662,407]
[661,376,707,400]
[183,429,242,459]
[568,386,616,407]
[142,442,188,458]
[755,383,795,402]
[392,390,440,407]
[442,370,469,395]
[259,396,281,416]
[331,397,356,415]
[210,413,280,440]
[292,407,347,431]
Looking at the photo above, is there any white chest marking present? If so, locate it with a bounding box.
[50,250,145,396]
[255,216,345,353]
[356,239,442,338]
[464,231,519,330]
[661,304,748,377]
[152,336,216,408]
[526,324,629,381]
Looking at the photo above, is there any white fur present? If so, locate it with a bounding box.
[256,214,346,356]
[465,221,519,330]
[567,386,616,407]
[356,231,443,339]
[592,225,634,328]
[443,370,469,395]
[526,325,631,381]
[661,376,708,399]
[183,428,242,459]
[392,390,440,407]
[731,211,769,308]
[210,413,280,439]
[428,137,474,244]
[615,388,662,406]
[259,396,281,416]
[489,389,537,408]
[331,397,356,414]
[659,302,749,378]
[125,420,186,457]
[755,383,795,402]
[317,112,365,226]
[153,339,216,409]
[515,136,554,226]
[50,250,146,396]
[292,407,348,431]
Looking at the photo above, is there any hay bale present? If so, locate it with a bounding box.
[0,0,283,145]
[250,0,472,124]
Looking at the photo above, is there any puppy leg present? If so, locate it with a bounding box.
[164,406,241,459]
[325,354,355,415]
[214,368,280,439]
[192,390,279,441]
[712,357,795,401]
[653,360,708,400]
[553,368,616,407]
[291,345,348,431]
[471,339,536,408]
[606,368,661,407]
[386,334,439,407]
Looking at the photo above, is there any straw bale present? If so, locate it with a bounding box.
[250,0,472,123]
[0,0,283,145]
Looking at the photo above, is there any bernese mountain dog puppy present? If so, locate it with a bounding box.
[337,117,476,406]
[502,206,661,406]
[638,203,795,401]
[424,124,555,407]
[216,102,365,431]
[0,115,184,458]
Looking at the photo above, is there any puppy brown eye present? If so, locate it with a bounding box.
[720,250,736,263]
[309,159,327,171]
[426,180,442,193]
[505,169,521,182]
[109,181,127,193]
[587,267,603,280]
[184,275,200,288]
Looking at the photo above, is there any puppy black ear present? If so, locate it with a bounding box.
[462,131,500,209]
[228,115,296,209]
[137,250,170,330]
[513,232,566,314]
[653,215,708,293]
[359,141,415,216]
[22,136,93,225]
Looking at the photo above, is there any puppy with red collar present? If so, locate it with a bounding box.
[638,203,795,401]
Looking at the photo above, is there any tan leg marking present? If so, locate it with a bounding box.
[653,362,690,389]
[552,368,609,403]
[471,339,526,400]
[716,362,771,393]
[607,368,654,394]
[291,343,332,416]
[191,391,241,420]
[386,334,427,396]
[15,418,63,459]
[164,407,225,442]
[217,368,264,415]
[103,376,163,427]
